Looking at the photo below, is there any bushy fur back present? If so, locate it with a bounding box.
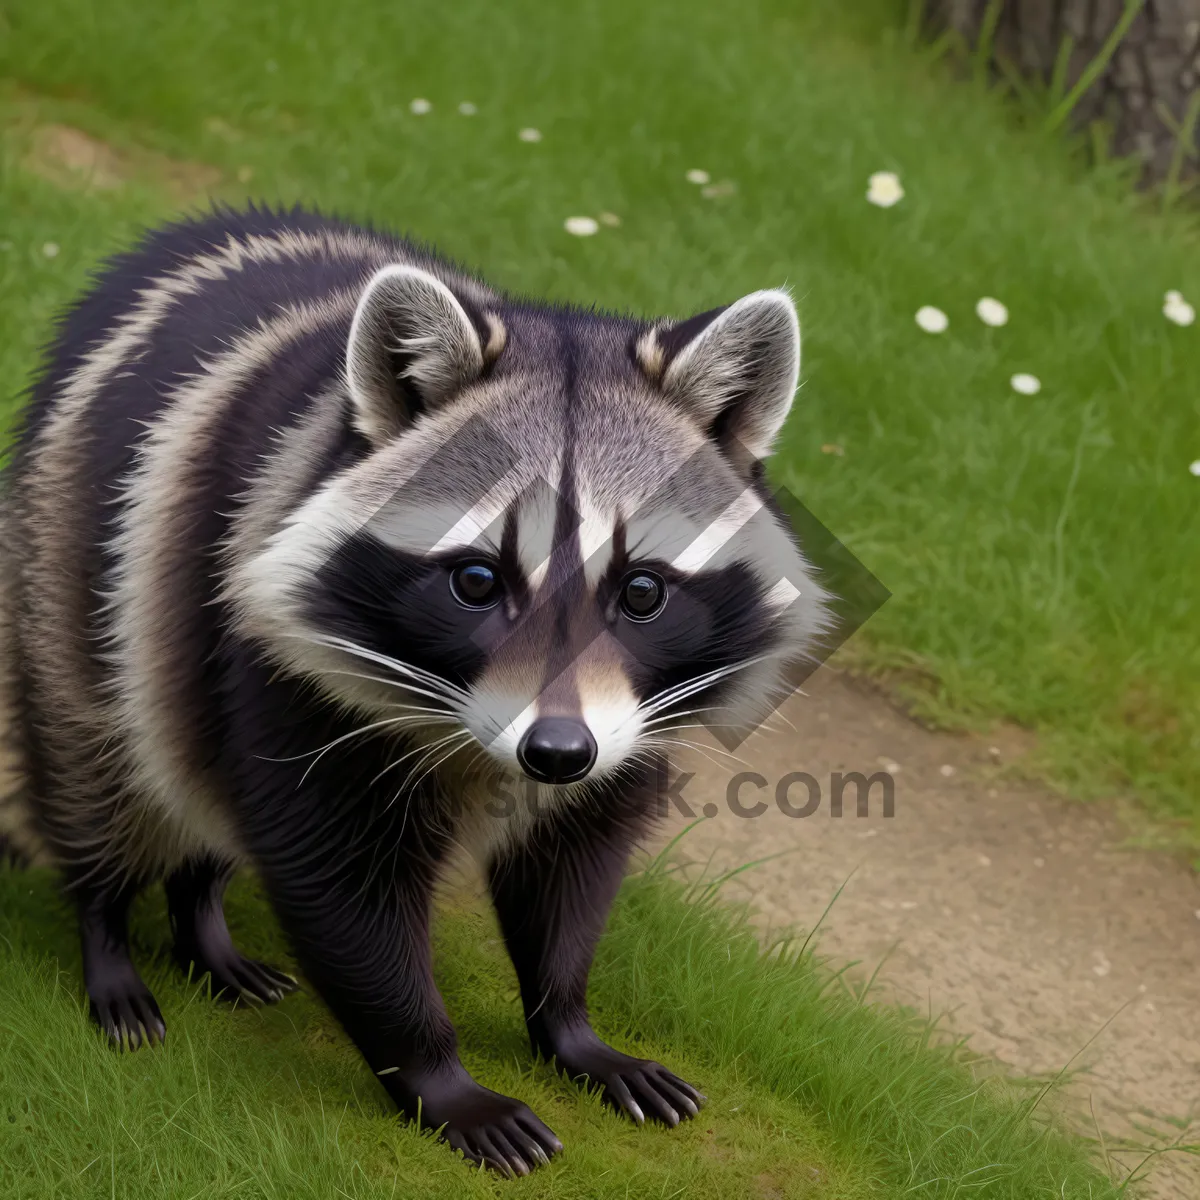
[2,204,826,884]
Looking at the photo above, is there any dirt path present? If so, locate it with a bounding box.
[644,666,1200,1199]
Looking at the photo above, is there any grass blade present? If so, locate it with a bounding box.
[1045,0,1145,133]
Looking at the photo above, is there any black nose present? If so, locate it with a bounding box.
[517,718,598,784]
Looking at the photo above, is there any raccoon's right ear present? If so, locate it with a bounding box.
[637,289,800,471]
[345,265,505,443]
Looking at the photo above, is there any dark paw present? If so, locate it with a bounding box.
[179,946,298,1006]
[595,1057,704,1127]
[403,1074,562,1176]
[88,971,167,1051]
[550,1030,705,1127]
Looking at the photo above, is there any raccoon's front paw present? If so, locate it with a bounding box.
[87,965,167,1051]
[544,1024,705,1127]
[401,1071,563,1176]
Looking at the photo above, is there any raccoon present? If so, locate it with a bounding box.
[0,205,828,1175]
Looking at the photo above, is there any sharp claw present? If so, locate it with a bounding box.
[474,1133,510,1177]
[645,1093,679,1126]
[633,1070,686,1126]
[493,1131,530,1177]
[523,1139,551,1169]
[655,1074,700,1117]
[515,1114,561,1157]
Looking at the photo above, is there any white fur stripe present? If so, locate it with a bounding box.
[15,228,389,873]
[28,227,387,494]
[103,289,362,859]
[219,383,351,578]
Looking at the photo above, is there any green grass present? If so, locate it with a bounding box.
[0,0,1197,843]
[0,0,1189,1190]
[0,860,1121,1199]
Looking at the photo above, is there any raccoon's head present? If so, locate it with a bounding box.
[238,263,830,792]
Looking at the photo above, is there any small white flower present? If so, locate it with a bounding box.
[42,242,60,258]
[866,171,904,208]
[975,297,1009,327]
[457,101,477,116]
[409,98,432,115]
[564,216,599,237]
[939,764,955,777]
[518,127,542,143]
[598,211,621,227]
[1163,293,1196,326]
[1010,372,1041,395]
[1189,460,1200,477]
[915,305,948,333]
[685,168,710,185]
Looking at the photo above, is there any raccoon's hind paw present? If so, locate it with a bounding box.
[592,1057,705,1128]
[88,976,167,1051]
[179,946,298,1006]
[397,1073,563,1176]
[440,1097,562,1178]
[545,1029,705,1128]
[166,860,299,1006]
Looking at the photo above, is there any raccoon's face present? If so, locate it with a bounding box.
[238,265,829,791]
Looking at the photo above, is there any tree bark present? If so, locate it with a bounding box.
[929,1,1200,185]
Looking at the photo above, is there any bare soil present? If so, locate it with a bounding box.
[645,666,1200,1199]
[11,104,222,201]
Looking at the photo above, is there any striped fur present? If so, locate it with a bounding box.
[0,205,828,1173]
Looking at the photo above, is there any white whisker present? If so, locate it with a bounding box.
[639,706,725,731]
[367,727,469,792]
[640,735,750,772]
[388,731,476,840]
[291,632,472,703]
[633,655,774,725]
[317,667,462,713]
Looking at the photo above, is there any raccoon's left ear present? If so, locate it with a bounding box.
[640,289,800,468]
[345,264,504,443]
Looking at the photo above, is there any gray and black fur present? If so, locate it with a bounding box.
[0,206,828,1175]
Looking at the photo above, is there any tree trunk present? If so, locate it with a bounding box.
[929,1,1200,186]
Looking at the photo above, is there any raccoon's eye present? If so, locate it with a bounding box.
[619,571,667,622]
[450,561,501,609]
